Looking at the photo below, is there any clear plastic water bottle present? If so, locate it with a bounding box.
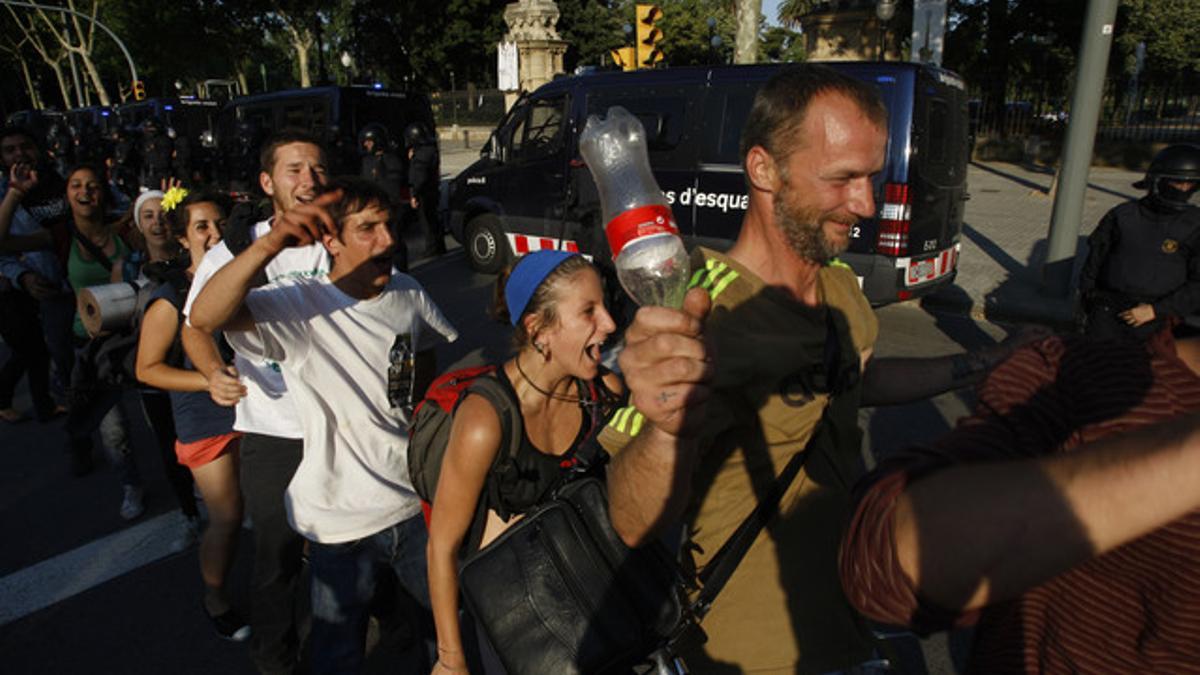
[579,106,689,309]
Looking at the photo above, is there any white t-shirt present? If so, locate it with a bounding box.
[183,219,329,439]
[233,273,458,544]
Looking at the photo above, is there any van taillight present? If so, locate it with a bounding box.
[876,183,911,256]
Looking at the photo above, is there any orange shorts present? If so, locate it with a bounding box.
[175,432,241,470]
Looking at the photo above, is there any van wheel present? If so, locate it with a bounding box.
[465,215,509,274]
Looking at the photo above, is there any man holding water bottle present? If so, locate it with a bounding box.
[600,64,1023,673]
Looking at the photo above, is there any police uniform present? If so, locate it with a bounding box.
[1080,198,1200,340]
[408,137,445,257]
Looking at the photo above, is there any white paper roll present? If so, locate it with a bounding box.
[78,282,139,337]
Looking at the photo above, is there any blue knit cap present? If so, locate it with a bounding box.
[505,250,580,326]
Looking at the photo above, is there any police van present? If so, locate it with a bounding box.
[214,85,435,190]
[444,62,969,305]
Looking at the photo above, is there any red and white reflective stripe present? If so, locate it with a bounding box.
[506,233,582,256]
[897,243,961,287]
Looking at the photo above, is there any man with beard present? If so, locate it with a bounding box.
[0,125,72,420]
[598,65,1027,673]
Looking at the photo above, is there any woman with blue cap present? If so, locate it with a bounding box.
[425,250,623,674]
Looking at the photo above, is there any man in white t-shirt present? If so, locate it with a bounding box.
[190,177,457,674]
[181,130,329,674]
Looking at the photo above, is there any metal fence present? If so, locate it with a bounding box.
[969,81,1200,144]
[431,89,508,128]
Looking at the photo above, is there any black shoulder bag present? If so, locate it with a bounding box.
[456,316,843,674]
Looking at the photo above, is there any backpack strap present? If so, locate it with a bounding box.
[460,375,524,470]
[458,374,525,554]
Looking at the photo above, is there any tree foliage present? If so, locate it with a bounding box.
[1115,0,1200,83]
[8,0,1191,118]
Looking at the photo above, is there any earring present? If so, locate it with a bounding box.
[533,342,547,355]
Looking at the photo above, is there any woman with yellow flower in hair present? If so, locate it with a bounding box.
[134,186,252,642]
[112,182,208,542]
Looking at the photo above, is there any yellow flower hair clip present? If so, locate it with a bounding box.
[161,186,189,213]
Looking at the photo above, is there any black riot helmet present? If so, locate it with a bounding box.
[1134,144,1200,212]
[357,123,388,154]
[404,122,430,148]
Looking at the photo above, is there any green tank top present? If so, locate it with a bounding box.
[68,234,129,338]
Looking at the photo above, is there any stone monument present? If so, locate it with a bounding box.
[502,0,568,110]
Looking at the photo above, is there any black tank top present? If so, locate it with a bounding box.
[485,368,594,520]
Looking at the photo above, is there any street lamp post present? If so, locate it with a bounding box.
[875,0,897,61]
[450,70,458,128]
[707,18,721,65]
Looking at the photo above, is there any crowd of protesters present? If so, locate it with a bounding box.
[2,61,1200,675]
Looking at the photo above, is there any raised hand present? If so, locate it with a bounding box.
[9,161,38,196]
[264,189,342,251]
[618,287,715,439]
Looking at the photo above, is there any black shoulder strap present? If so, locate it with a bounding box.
[69,223,114,272]
[690,446,808,620]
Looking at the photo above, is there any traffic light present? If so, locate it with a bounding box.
[132,80,146,101]
[610,47,636,72]
[635,4,664,68]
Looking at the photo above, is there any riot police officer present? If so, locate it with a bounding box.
[358,123,408,270]
[109,126,139,199]
[405,122,445,258]
[137,118,173,189]
[1080,143,1200,340]
[358,123,404,203]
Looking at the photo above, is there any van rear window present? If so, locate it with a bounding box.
[927,99,949,164]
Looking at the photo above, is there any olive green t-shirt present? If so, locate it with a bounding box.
[600,247,879,673]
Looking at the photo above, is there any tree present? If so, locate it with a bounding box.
[32,0,111,105]
[759,25,806,62]
[734,0,761,64]
[556,0,625,72]
[4,4,73,108]
[1116,0,1200,85]
[270,1,323,88]
[623,0,735,67]
[0,31,42,109]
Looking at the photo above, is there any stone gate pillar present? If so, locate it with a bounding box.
[503,0,568,111]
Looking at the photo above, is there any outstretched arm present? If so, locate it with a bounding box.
[859,327,1052,407]
[885,414,1200,614]
[190,192,338,333]
[606,288,715,547]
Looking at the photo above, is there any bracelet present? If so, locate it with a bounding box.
[436,660,468,672]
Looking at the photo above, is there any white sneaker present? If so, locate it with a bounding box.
[120,485,145,520]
